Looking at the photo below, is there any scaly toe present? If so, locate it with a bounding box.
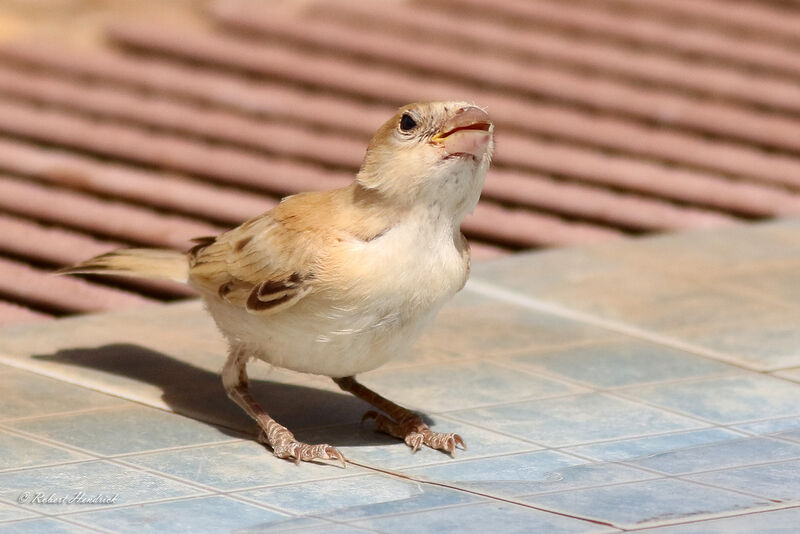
[260,432,346,467]
[360,410,467,457]
[295,443,347,467]
[422,430,468,457]
[404,432,424,453]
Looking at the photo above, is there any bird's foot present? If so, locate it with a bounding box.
[362,411,466,456]
[257,430,346,467]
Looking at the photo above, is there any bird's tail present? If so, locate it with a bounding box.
[57,249,189,283]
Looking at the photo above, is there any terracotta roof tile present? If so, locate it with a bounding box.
[0,0,798,322]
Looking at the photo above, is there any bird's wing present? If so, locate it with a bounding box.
[188,205,322,315]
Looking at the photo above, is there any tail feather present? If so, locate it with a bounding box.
[57,248,189,283]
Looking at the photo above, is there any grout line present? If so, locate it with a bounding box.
[224,483,435,533]
[441,384,718,430]
[0,513,117,534]
[616,502,795,531]
[0,495,116,533]
[415,333,621,362]
[0,422,245,468]
[51,495,222,520]
[608,458,790,503]
[0,403,132,426]
[464,278,778,373]
[491,355,743,392]
[657,454,800,480]
[393,387,594,416]
[3,416,798,529]
[49,516,117,534]
[0,351,176,409]
[437,409,800,480]
[623,503,800,532]
[0,502,46,522]
[713,280,800,313]
[442,407,709,451]
[608,386,800,430]
[554,427,744,454]
[342,459,623,529]
[108,454,362,496]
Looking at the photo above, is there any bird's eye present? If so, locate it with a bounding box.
[399,113,418,132]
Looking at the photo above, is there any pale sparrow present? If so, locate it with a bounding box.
[60,101,495,465]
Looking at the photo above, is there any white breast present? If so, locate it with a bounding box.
[205,211,468,377]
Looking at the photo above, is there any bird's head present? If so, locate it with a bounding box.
[356,101,494,220]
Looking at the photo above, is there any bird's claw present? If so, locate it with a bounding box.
[362,411,467,456]
[258,430,347,468]
[405,432,424,453]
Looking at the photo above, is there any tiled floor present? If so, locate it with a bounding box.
[1,220,799,533]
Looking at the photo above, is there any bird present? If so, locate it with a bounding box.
[59,101,495,465]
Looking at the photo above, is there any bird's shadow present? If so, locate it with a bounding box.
[32,344,392,447]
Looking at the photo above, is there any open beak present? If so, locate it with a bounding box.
[432,106,493,159]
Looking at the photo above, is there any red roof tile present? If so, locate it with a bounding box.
[0,0,798,323]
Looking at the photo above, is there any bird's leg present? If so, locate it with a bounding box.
[333,376,465,456]
[222,347,345,466]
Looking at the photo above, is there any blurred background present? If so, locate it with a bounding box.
[0,0,799,325]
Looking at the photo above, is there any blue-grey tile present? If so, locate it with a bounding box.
[668,313,800,371]
[508,339,733,388]
[254,525,377,534]
[628,437,800,475]
[624,375,800,424]
[716,266,800,309]
[0,460,201,510]
[70,496,292,534]
[636,507,800,534]
[0,430,89,470]
[352,501,616,534]
[0,518,96,534]
[0,501,37,521]
[774,367,800,383]
[0,301,220,364]
[405,450,654,497]
[578,286,775,333]
[122,440,362,491]
[566,429,744,462]
[523,478,772,529]
[777,429,800,444]
[602,223,800,276]
[422,289,612,357]
[490,259,769,328]
[293,415,538,470]
[0,369,125,421]
[734,416,800,436]
[470,244,630,294]
[380,345,463,369]
[471,224,800,331]
[8,405,235,456]
[687,459,800,502]
[448,393,705,447]
[361,361,582,412]
[238,474,482,520]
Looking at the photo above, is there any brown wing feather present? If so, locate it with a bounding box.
[188,205,322,315]
[187,186,394,315]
